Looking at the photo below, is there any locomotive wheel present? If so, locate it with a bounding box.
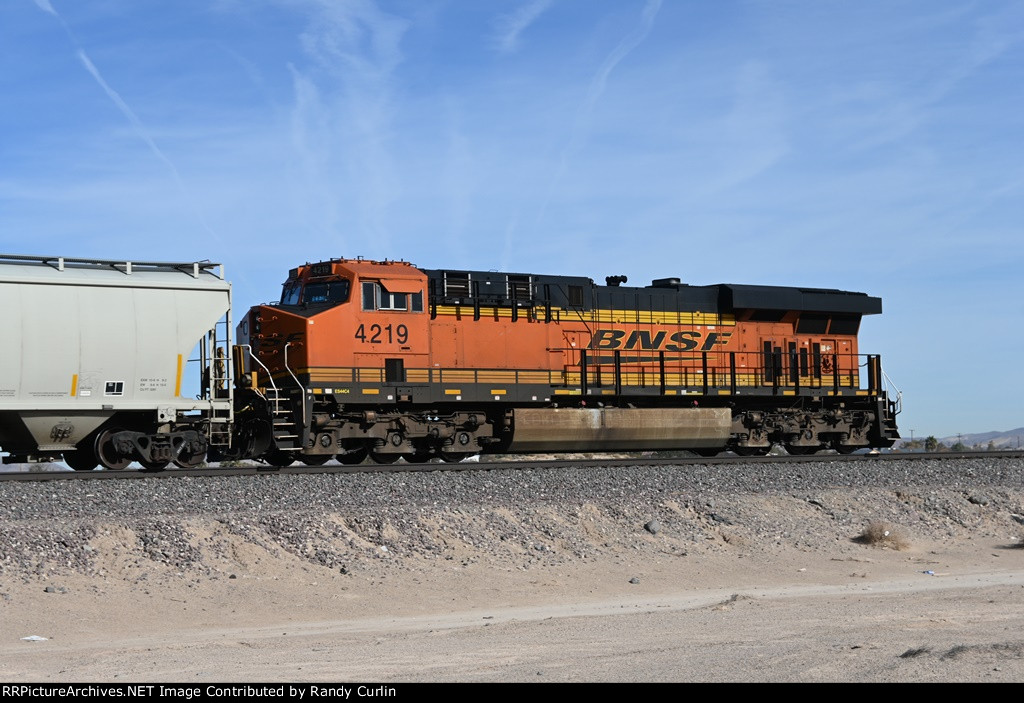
[95,429,131,470]
[235,417,273,460]
[63,450,98,471]
[173,451,207,469]
[264,449,296,467]
[337,446,368,465]
[785,445,822,456]
[401,451,433,464]
[832,443,859,455]
[733,445,771,457]
[439,452,475,463]
[369,451,400,464]
[692,448,721,458]
[300,454,332,466]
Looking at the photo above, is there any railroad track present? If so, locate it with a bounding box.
[3,450,1022,482]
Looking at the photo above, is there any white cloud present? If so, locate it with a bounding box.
[298,0,408,83]
[694,61,790,199]
[285,0,411,256]
[493,0,553,54]
[31,0,56,16]
[534,0,663,225]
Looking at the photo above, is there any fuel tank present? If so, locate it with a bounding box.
[507,407,731,452]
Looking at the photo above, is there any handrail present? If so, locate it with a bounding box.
[0,253,224,278]
[283,342,307,426]
[882,368,903,415]
[238,344,278,400]
[302,350,889,399]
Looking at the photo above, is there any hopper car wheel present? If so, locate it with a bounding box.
[264,449,296,467]
[832,443,859,455]
[401,451,433,464]
[139,460,169,471]
[337,446,369,465]
[692,448,721,458]
[439,452,476,463]
[370,451,400,464]
[95,429,131,470]
[300,454,332,466]
[63,451,98,472]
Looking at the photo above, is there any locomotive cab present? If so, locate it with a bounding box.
[230,258,434,465]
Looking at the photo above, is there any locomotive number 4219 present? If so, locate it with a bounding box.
[354,323,409,345]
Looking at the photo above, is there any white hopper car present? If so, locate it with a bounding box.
[0,255,233,469]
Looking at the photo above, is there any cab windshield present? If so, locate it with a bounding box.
[302,279,351,306]
[280,279,351,307]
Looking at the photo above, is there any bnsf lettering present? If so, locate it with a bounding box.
[588,329,731,352]
[672,331,701,351]
[589,330,625,348]
[700,332,729,351]
[625,331,666,349]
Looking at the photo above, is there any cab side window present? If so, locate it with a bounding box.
[362,282,423,312]
[362,282,377,311]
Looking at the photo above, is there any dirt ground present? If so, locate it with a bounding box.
[2,513,1023,683]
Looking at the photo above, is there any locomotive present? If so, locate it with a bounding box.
[0,254,900,470]
[227,257,900,465]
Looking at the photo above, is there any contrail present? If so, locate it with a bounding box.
[585,0,662,110]
[30,0,226,248]
[75,51,185,182]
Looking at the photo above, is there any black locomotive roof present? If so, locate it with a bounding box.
[721,284,881,315]
[422,267,881,316]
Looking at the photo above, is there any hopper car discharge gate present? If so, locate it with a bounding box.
[0,254,234,470]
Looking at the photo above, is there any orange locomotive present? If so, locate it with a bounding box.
[227,257,900,464]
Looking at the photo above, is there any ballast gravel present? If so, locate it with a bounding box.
[1,455,1022,582]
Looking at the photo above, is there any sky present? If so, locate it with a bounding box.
[1,0,1022,439]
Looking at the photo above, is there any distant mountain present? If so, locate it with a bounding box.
[938,428,1024,450]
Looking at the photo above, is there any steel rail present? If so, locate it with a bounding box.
[2,450,1023,483]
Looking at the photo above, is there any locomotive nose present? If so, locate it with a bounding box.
[240,304,307,381]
